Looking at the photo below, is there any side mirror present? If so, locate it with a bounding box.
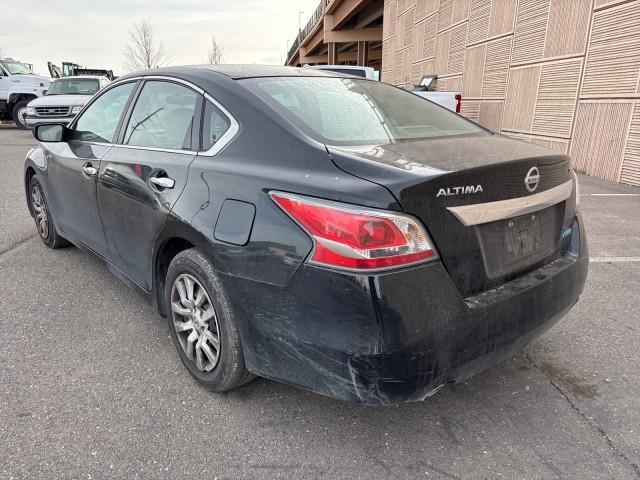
[33,124,67,143]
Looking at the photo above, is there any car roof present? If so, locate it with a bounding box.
[122,64,346,81]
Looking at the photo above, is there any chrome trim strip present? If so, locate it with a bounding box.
[115,144,197,155]
[106,75,205,94]
[447,179,574,227]
[74,141,114,147]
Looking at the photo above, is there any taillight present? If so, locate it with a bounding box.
[270,192,437,271]
[455,94,462,113]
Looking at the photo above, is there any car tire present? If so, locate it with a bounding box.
[165,248,254,392]
[12,100,31,129]
[28,175,71,249]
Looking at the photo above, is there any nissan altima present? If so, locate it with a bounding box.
[24,65,588,405]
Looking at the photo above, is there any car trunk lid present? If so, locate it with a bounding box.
[328,134,576,296]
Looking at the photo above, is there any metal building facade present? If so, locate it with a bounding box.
[287,0,640,186]
[383,0,640,186]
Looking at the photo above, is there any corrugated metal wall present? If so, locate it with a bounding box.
[382,0,640,187]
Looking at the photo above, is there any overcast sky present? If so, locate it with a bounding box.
[0,0,319,76]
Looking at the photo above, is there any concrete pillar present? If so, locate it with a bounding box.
[357,41,369,66]
[328,43,339,65]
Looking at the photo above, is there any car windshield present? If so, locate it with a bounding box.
[1,61,33,74]
[47,78,100,95]
[242,76,484,146]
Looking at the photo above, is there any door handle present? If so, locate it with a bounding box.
[82,164,98,177]
[149,176,175,189]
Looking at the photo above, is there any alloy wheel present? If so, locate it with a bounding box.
[31,185,49,239]
[170,273,221,372]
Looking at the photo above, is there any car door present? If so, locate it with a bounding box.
[97,79,200,290]
[0,66,10,103]
[45,80,137,257]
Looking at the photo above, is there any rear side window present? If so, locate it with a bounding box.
[242,77,484,146]
[123,81,198,150]
[202,101,231,151]
[72,82,135,143]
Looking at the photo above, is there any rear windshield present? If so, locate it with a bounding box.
[242,76,484,146]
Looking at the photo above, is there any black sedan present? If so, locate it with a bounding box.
[24,65,588,405]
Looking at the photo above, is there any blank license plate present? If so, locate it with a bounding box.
[505,213,542,257]
[477,205,562,279]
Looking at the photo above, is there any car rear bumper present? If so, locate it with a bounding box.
[25,116,73,127]
[227,215,588,405]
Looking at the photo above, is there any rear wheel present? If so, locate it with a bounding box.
[29,176,70,249]
[165,248,254,391]
[12,100,30,129]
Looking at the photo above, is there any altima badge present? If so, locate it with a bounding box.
[436,185,483,197]
[525,167,540,192]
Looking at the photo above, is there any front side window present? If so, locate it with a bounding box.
[123,81,198,150]
[46,78,101,96]
[202,101,231,151]
[242,77,484,146]
[72,81,136,143]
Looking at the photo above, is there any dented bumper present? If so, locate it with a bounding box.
[226,215,588,405]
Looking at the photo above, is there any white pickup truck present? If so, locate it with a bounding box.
[0,58,51,128]
[303,65,461,113]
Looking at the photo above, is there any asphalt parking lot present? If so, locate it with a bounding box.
[1,127,639,480]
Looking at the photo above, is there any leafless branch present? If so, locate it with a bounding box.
[123,18,168,71]
[207,36,224,65]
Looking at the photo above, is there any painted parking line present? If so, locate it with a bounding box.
[589,257,640,263]
[581,194,640,197]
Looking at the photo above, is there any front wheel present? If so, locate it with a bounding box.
[12,100,31,129]
[165,248,254,391]
[29,176,70,249]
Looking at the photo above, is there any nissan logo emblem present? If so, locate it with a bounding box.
[525,167,540,192]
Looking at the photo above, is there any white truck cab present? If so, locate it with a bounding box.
[304,64,380,81]
[411,75,462,113]
[0,58,51,129]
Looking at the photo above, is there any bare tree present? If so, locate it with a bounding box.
[207,36,224,65]
[123,18,168,71]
